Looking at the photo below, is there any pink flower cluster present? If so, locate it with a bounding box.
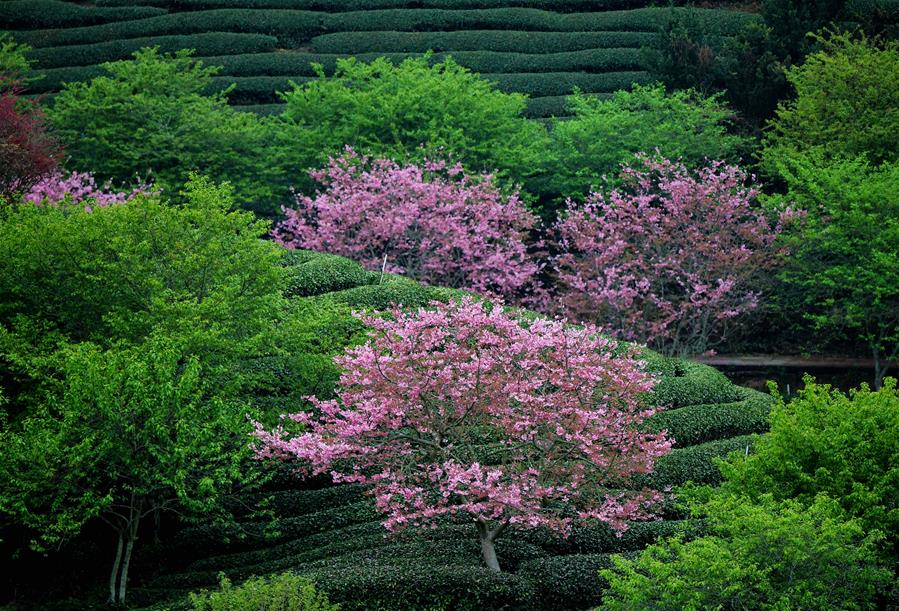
[553,156,784,356]
[274,149,540,298]
[254,297,672,539]
[23,171,148,211]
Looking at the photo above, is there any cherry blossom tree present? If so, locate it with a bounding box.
[23,170,148,210]
[274,149,540,299]
[253,297,672,572]
[553,156,789,357]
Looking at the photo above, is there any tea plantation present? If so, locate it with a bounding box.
[2,0,758,116]
[121,250,773,610]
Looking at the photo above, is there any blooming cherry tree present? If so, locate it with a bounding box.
[254,298,672,572]
[23,170,148,210]
[274,149,540,299]
[553,156,786,356]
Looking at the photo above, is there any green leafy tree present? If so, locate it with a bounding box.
[274,55,549,195]
[545,84,750,201]
[767,153,898,387]
[0,335,258,604]
[0,33,34,87]
[601,493,893,610]
[719,377,899,554]
[762,32,899,172]
[46,48,282,213]
[0,175,286,404]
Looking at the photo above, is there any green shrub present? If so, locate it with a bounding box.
[762,32,899,172]
[518,519,705,555]
[206,75,313,104]
[274,55,549,192]
[281,249,374,298]
[189,572,337,611]
[643,388,772,447]
[601,494,893,610]
[318,278,463,311]
[545,83,750,198]
[311,30,657,54]
[649,362,742,408]
[719,378,899,556]
[28,33,277,70]
[0,0,164,29]
[519,553,617,610]
[47,48,284,213]
[638,435,755,489]
[236,103,286,115]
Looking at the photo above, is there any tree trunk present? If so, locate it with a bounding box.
[476,520,504,573]
[107,532,124,604]
[117,536,135,604]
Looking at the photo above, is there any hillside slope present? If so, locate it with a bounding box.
[3,0,759,117]
[124,250,773,610]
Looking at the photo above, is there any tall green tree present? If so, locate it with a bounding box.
[47,48,282,214]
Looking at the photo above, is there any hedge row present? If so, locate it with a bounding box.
[637,434,754,489]
[282,249,375,297]
[485,70,651,96]
[317,276,465,311]
[517,518,704,555]
[519,553,618,609]
[0,0,165,29]
[27,32,278,70]
[15,8,757,49]
[311,30,657,53]
[198,47,645,78]
[95,0,680,11]
[174,500,379,558]
[205,75,313,104]
[643,387,771,447]
[649,361,743,408]
[235,103,286,115]
[223,483,367,520]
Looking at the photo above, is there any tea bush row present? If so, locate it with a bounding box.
[15,7,757,49]
[0,0,164,29]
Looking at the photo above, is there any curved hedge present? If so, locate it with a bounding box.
[311,30,657,53]
[281,249,375,297]
[15,7,757,49]
[28,32,278,70]
[0,0,165,29]
[485,70,651,96]
[205,75,313,104]
[650,361,743,408]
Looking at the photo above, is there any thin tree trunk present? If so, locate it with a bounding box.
[873,347,883,390]
[476,520,506,573]
[117,536,134,604]
[107,532,123,604]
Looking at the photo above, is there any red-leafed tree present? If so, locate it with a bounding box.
[254,297,672,572]
[0,82,61,198]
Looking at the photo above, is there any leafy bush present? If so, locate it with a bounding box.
[189,572,337,611]
[311,30,657,54]
[601,494,893,610]
[28,33,278,70]
[281,249,374,298]
[766,153,898,387]
[762,32,899,171]
[274,151,540,298]
[719,378,899,556]
[553,157,784,356]
[274,56,548,192]
[318,277,462,311]
[47,48,284,213]
[545,83,751,198]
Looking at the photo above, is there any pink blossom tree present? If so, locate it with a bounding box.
[553,156,787,357]
[274,149,540,299]
[253,297,672,572]
[23,170,148,210]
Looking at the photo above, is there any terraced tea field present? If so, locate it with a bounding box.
[3,0,758,117]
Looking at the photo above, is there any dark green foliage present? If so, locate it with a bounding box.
[525,95,580,118]
[189,572,338,611]
[96,0,676,10]
[311,30,657,53]
[29,33,277,70]
[224,485,367,521]
[0,0,165,29]
[14,7,756,50]
[644,388,772,447]
[318,277,463,311]
[519,553,616,609]
[281,249,375,298]
[236,103,286,115]
[638,435,755,489]
[649,362,743,408]
[485,70,650,96]
[517,519,706,555]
